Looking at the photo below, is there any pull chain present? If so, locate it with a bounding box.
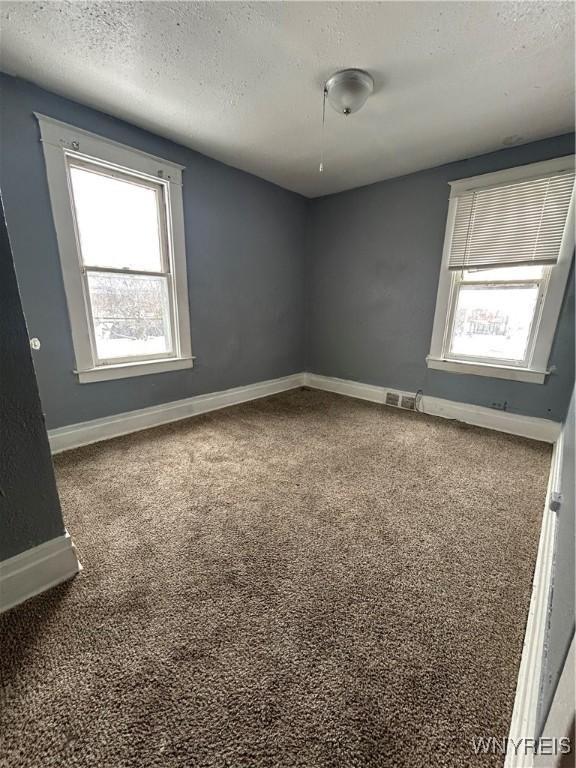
[319,86,327,173]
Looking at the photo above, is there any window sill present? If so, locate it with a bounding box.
[426,356,548,384]
[76,356,194,383]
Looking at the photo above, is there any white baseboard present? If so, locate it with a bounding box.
[0,532,81,614]
[303,373,561,443]
[49,371,560,454]
[48,373,305,453]
[504,432,564,768]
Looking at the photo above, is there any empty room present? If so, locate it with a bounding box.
[0,2,574,767]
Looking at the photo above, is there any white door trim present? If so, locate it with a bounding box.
[504,431,564,768]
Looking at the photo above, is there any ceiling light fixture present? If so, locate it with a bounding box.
[325,69,374,116]
[319,68,374,173]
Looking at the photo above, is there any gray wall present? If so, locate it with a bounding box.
[306,135,575,421]
[1,74,574,428]
[0,74,307,430]
[0,196,65,561]
[538,390,575,734]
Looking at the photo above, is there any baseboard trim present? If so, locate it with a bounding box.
[0,532,81,614]
[504,432,564,768]
[303,373,561,443]
[49,372,560,454]
[48,373,306,453]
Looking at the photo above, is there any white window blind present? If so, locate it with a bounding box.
[448,169,575,270]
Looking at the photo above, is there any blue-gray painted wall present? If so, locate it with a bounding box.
[306,135,575,421]
[0,195,65,561]
[0,74,307,430]
[1,74,574,427]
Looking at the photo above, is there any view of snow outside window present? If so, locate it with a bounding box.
[69,163,174,361]
[449,266,543,363]
[87,273,172,361]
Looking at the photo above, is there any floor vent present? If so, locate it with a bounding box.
[401,395,416,411]
[385,392,400,407]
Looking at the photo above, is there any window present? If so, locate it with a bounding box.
[428,157,575,383]
[447,265,546,366]
[36,114,192,383]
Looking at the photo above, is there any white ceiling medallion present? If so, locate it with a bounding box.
[319,69,374,173]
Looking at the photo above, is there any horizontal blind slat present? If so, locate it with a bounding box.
[448,169,575,270]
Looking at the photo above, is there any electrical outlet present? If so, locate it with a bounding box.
[401,395,416,410]
[385,392,400,407]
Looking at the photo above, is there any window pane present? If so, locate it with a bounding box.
[449,284,539,363]
[70,165,163,272]
[87,272,173,361]
[461,265,544,282]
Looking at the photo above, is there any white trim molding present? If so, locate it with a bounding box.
[35,113,193,384]
[426,356,549,384]
[48,373,305,453]
[76,355,194,384]
[48,371,563,455]
[448,156,575,196]
[34,113,185,179]
[303,373,561,443]
[0,532,81,614]
[504,432,564,768]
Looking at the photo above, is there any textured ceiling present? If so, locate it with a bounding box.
[1,1,574,197]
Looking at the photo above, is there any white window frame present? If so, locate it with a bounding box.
[427,156,575,384]
[36,113,193,383]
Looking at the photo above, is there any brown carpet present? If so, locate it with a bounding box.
[0,388,551,768]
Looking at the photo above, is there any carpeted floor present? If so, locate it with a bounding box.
[0,388,552,768]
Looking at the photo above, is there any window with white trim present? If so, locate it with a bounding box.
[428,157,575,384]
[36,114,193,383]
